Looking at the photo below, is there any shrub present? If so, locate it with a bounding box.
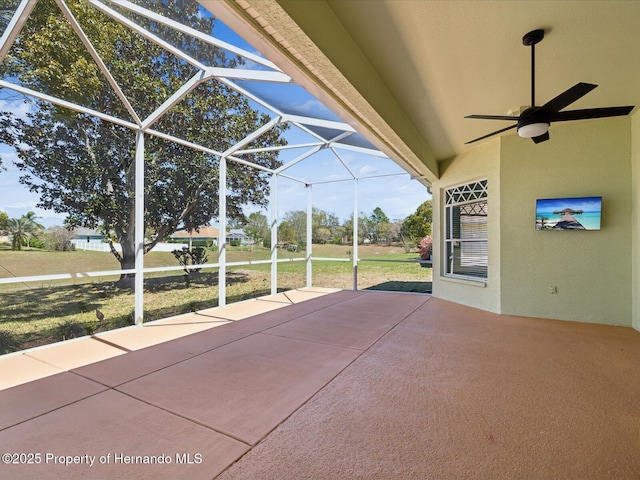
[401,235,418,254]
[55,321,88,341]
[44,226,76,251]
[126,309,137,326]
[172,246,209,274]
[285,243,298,252]
[418,235,433,260]
[28,237,45,249]
[0,330,20,355]
[192,239,211,248]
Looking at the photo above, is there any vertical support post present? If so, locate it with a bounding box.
[448,203,454,275]
[352,179,359,291]
[134,130,145,326]
[270,174,278,295]
[306,183,312,288]
[218,155,227,307]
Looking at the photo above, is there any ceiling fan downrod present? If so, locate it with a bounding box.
[522,29,544,108]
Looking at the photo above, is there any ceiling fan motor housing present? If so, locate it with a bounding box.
[517,107,549,137]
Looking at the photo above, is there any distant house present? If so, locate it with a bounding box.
[70,228,117,252]
[169,226,223,247]
[72,227,105,243]
[227,228,250,246]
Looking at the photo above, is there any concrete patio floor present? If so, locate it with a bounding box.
[1,288,640,479]
[0,287,341,391]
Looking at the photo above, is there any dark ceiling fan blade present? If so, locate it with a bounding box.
[532,131,550,144]
[465,124,517,144]
[465,114,519,121]
[550,106,634,122]
[539,82,597,114]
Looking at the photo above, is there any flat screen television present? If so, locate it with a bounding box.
[535,196,602,231]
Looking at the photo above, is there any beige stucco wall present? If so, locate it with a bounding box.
[500,117,632,325]
[432,140,501,313]
[632,111,640,331]
[433,117,633,326]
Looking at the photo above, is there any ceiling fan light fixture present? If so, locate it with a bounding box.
[517,122,549,138]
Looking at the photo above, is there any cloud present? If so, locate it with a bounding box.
[318,173,348,182]
[4,200,37,209]
[0,97,32,121]
[357,164,378,176]
[293,98,325,115]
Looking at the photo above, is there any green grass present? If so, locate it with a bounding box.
[0,243,431,353]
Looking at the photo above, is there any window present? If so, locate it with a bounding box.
[445,180,488,281]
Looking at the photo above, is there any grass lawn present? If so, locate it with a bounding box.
[0,243,431,354]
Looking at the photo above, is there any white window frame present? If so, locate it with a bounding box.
[444,179,488,282]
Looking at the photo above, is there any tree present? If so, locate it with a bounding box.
[315,227,331,244]
[401,200,433,241]
[277,221,296,245]
[0,0,286,286]
[311,208,340,244]
[325,212,344,244]
[343,212,367,245]
[281,210,306,246]
[244,212,269,248]
[226,216,246,230]
[387,219,403,244]
[6,212,44,250]
[280,208,341,245]
[0,211,8,234]
[368,207,390,243]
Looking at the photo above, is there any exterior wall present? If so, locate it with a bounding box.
[500,117,632,325]
[432,140,501,313]
[433,117,633,327]
[632,111,640,331]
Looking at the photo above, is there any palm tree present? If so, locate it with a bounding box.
[7,212,44,250]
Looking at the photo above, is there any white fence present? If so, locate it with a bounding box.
[70,240,180,253]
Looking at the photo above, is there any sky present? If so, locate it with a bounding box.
[0,3,431,228]
[535,196,602,215]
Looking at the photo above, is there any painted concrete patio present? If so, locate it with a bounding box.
[1,288,639,479]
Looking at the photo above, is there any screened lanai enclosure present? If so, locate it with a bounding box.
[0,0,430,350]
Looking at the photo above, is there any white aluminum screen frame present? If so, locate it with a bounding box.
[0,0,429,325]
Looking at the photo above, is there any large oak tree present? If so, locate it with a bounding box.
[0,0,286,286]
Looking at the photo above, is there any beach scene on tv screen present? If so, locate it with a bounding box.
[536,196,602,230]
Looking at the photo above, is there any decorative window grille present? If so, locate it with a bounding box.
[445,180,488,280]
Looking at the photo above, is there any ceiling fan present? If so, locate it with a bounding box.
[465,29,634,144]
